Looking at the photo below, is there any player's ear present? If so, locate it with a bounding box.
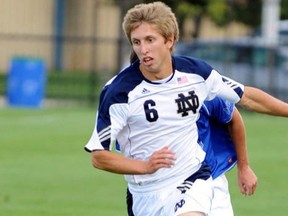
[165,36,174,51]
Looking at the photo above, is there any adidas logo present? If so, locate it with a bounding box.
[142,88,150,94]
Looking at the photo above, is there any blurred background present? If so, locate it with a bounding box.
[0,0,287,108]
[1,1,288,216]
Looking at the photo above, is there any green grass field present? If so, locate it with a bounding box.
[0,106,287,216]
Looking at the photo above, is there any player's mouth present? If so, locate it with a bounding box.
[142,57,154,65]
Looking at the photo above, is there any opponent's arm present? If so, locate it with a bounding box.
[91,146,175,175]
[238,86,288,116]
[228,108,257,196]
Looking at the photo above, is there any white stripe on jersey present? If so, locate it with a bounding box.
[98,126,111,142]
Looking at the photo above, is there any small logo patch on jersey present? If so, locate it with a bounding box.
[141,88,150,94]
[177,76,188,84]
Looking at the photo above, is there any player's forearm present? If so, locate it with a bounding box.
[91,150,149,175]
[230,108,258,196]
[239,86,288,116]
[91,147,175,175]
[228,108,249,169]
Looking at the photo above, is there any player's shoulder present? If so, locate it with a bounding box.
[172,55,213,80]
[101,61,144,103]
[108,61,142,85]
[205,96,234,112]
[203,97,234,123]
[204,97,227,109]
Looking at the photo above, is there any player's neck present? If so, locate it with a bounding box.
[139,60,173,81]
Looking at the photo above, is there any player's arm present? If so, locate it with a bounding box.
[211,72,288,117]
[86,114,175,175]
[90,147,175,175]
[228,107,257,196]
[238,86,288,116]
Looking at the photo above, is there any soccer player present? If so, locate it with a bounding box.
[85,2,288,216]
[197,98,257,215]
[125,97,257,216]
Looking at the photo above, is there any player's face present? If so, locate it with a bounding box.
[130,22,174,80]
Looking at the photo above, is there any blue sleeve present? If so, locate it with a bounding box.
[204,97,234,124]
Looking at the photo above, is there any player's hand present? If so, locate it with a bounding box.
[145,146,175,173]
[237,165,258,196]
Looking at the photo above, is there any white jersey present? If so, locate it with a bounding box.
[85,56,244,193]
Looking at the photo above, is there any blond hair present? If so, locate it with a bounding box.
[122,1,179,48]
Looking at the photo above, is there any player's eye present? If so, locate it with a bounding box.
[147,37,154,43]
[132,40,140,46]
